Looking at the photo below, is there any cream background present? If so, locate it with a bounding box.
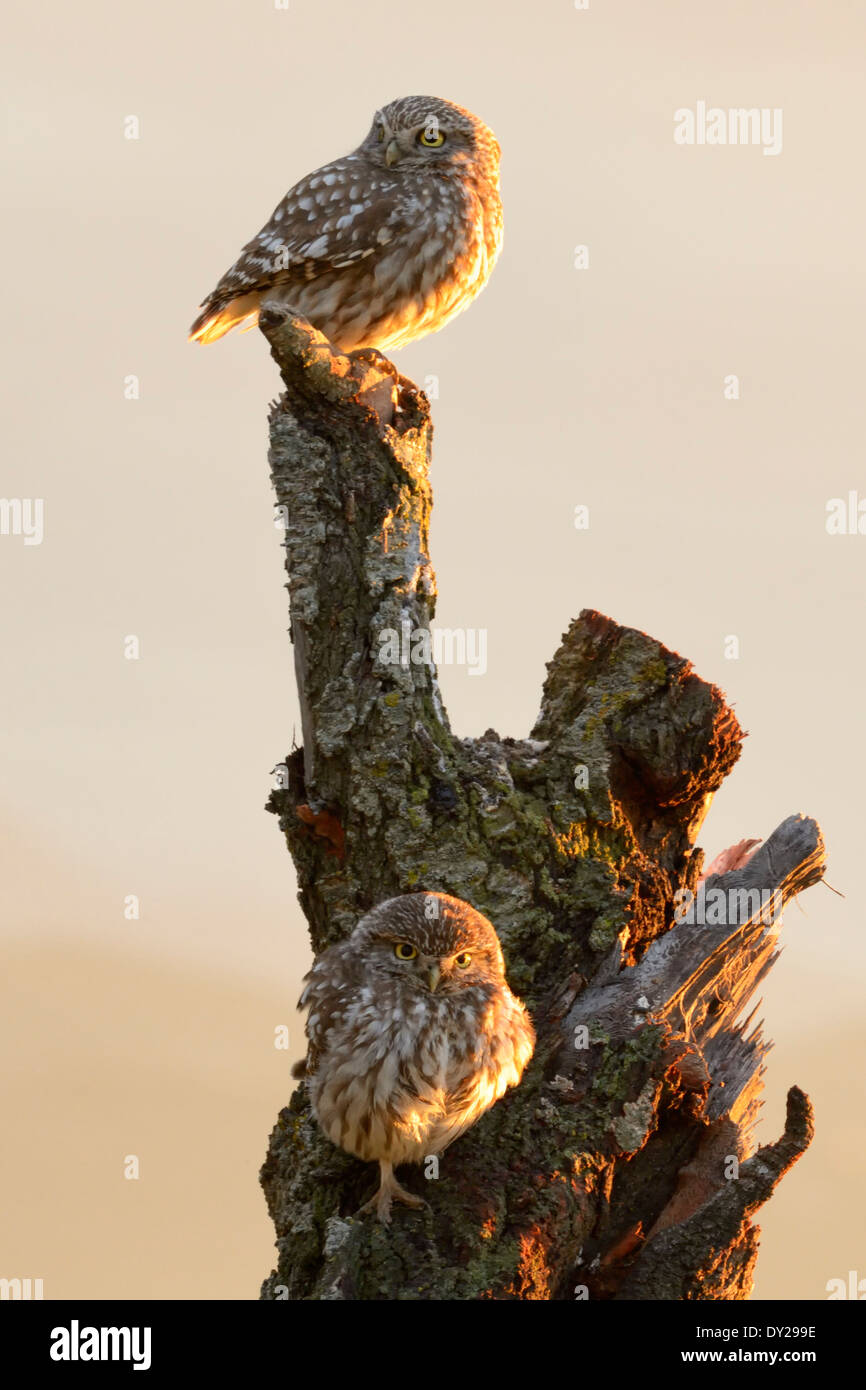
[2,0,863,1299]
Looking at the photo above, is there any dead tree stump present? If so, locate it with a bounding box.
[257,310,825,1301]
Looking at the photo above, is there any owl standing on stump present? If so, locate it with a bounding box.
[293,893,535,1223]
[189,95,503,353]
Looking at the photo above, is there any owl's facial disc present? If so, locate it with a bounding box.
[421,952,479,993]
[380,120,455,169]
[387,944,470,993]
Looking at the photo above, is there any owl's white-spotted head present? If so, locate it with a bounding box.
[359,95,501,183]
[352,891,508,997]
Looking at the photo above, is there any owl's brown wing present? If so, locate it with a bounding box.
[291,940,364,1081]
[189,159,411,343]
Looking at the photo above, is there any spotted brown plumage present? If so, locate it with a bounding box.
[294,892,535,1223]
[189,96,503,353]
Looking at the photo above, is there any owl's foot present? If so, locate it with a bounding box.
[345,348,399,425]
[357,1161,428,1225]
[349,346,391,372]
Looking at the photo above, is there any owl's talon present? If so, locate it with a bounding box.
[349,347,391,373]
[357,1161,428,1223]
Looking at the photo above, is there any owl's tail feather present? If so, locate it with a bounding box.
[188,292,261,344]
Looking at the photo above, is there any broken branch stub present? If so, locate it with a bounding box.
[259,310,825,1300]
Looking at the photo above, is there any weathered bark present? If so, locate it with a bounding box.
[258,308,825,1301]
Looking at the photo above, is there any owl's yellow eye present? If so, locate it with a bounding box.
[418,127,445,148]
[455,952,472,969]
[394,942,417,960]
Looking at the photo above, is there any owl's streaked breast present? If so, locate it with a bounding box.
[310,982,532,1166]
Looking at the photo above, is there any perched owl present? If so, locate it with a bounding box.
[189,96,503,353]
[294,892,535,1223]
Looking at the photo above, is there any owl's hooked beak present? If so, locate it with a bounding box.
[384,138,401,167]
[426,962,441,993]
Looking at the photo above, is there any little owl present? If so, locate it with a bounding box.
[293,892,535,1223]
[189,95,503,353]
